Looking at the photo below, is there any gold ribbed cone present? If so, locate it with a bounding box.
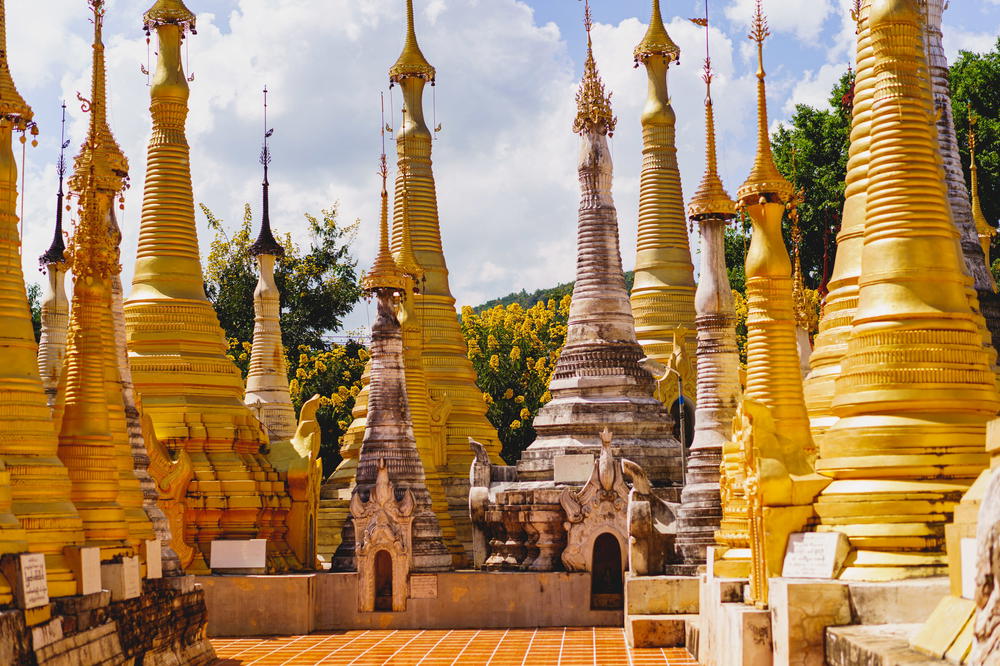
[688,69,736,220]
[814,0,1000,582]
[634,0,680,64]
[389,0,435,83]
[0,0,85,598]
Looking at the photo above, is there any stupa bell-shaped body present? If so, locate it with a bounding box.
[814,0,1000,581]
[0,0,85,598]
[519,23,682,487]
[124,0,297,573]
[630,0,697,413]
[37,223,69,407]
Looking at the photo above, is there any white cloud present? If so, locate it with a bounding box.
[941,24,997,64]
[782,61,848,115]
[724,0,834,43]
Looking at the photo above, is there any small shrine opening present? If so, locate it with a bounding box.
[590,532,624,610]
[374,550,394,612]
[670,397,695,452]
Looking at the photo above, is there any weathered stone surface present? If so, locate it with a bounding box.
[625,574,698,616]
[626,614,687,648]
[846,578,949,625]
[826,625,948,666]
[769,578,851,666]
[972,467,1000,664]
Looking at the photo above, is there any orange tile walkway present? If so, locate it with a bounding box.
[211,628,698,665]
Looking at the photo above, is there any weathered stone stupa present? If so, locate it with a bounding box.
[332,153,451,574]
[673,27,740,574]
[0,0,86,599]
[124,0,297,573]
[813,0,1000,581]
[245,92,298,445]
[629,0,697,411]
[320,0,500,565]
[37,106,70,408]
[518,7,681,486]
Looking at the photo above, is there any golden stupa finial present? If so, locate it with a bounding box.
[688,4,737,221]
[69,0,129,200]
[634,0,680,66]
[363,149,409,295]
[969,109,996,268]
[143,0,196,33]
[393,105,424,284]
[573,0,617,137]
[389,0,436,84]
[0,0,36,135]
[736,0,795,206]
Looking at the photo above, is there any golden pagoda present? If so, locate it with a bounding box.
[715,0,828,603]
[630,0,697,410]
[813,0,1000,581]
[0,0,86,598]
[969,113,996,278]
[59,0,153,558]
[322,0,501,564]
[124,0,297,573]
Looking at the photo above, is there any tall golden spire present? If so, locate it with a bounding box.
[389,0,435,83]
[126,0,298,573]
[969,112,996,267]
[0,0,85,598]
[629,0,697,410]
[364,152,410,294]
[717,0,827,603]
[737,0,794,205]
[815,0,1000,581]
[574,2,616,137]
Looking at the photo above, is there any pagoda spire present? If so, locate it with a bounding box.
[245,86,297,443]
[630,0,697,414]
[60,0,146,559]
[674,8,740,574]
[325,0,501,563]
[37,103,72,405]
[332,148,450,574]
[125,0,299,573]
[815,0,1000,581]
[0,0,85,598]
[719,0,828,606]
[969,112,996,275]
[522,0,680,486]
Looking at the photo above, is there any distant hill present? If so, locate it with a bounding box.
[471,271,635,312]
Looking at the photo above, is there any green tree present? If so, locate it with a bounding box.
[202,203,362,367]
[26,283,41,343]
[201,202,365,473]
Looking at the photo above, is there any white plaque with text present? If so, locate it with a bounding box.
[17,552,49,609]
[410,574,438,599]
[781,532,850,579]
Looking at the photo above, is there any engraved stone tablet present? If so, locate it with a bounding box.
[781,532,850,579]
[144,540,162,580]
[101,556,142,601]
[554,454,595,484]
[210,539,268,569]
[410,574,438,599]
[17,552,49,609]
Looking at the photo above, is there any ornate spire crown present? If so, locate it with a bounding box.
[69,0,128,199]
[634,0,681,65]
[573,0,617,136]
[143,0,196,33]
[39,103,70,268]
[736,0,794,205]
[250,86,284,258]
[688,8,736,220]
[389,0,435,83]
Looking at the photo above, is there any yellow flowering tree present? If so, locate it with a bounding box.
[460,296,570,463]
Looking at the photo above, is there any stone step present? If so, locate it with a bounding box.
[625,573,699,615]
[826,625,948,666]
[625,613,691,648]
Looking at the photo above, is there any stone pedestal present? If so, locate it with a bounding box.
[769,578,851,666]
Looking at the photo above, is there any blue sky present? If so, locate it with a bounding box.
[7,0,1000,335]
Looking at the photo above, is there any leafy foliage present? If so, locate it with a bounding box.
[472,273,635,313]
[461,297,570,464]
[26,283,41,343]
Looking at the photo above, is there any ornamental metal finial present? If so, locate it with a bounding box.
[250,86,284,258]
[40,103,70,269]
[634,0,681,65]
[0,0,36,134]
[389,0,436,84]
[573,0,617,137]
